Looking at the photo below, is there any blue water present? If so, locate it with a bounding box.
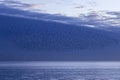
[0,62,120,80]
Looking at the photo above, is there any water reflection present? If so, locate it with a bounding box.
[0,62,120,80]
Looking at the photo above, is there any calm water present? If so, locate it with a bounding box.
[0,62,120,80]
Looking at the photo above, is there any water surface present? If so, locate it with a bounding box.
[0,62,120,80]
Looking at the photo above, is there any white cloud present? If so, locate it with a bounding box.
[1,0,120,17]
[1,0,120,29]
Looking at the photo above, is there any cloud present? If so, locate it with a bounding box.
[75,5,85,9]
[0,4,73,24]
[27,4,48,10]
[0,0,48,11]
[0,1,120,28]
[0,0,29,7]
[86,0,97,6]
[78,11,120,28]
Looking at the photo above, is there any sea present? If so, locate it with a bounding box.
[0,62,120,80]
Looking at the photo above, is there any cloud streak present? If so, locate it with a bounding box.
[0,0,47,12]
[0,1,120,30]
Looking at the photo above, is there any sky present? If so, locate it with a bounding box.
[1,0,120,27]
[0,0,120,61]
[0,0,120,17]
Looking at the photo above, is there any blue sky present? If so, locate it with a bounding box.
[0,0,120,61]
